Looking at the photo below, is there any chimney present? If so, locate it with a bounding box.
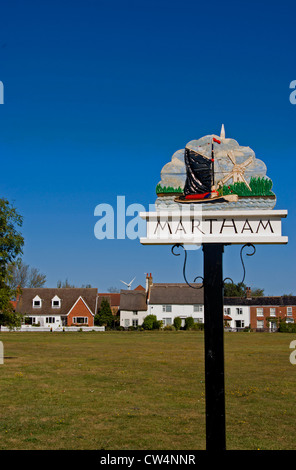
[246,287,252,299]
[145,273,153,293]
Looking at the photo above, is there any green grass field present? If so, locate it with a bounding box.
[0,331,295,450]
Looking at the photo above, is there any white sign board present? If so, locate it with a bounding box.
[140,210,288,245]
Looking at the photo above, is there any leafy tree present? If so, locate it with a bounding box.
[224,282,246,297]
[8,260,46,289]
[94,298,114,327]
[0,199,24,329]
[224,282,264,297]
[250,287,264,297]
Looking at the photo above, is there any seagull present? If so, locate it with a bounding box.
[120,277,136,290]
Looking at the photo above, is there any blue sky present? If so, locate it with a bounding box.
[0,0,295,294]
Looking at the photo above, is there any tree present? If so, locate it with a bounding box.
[107,286,120,293]
[57,279,92,288]
[94,298,114,327]
[224,282,246,297]
[8,260,46,289]
[0,199,24,276]
[224,282,264,297]
[57,279,76,288]
[251,287,264,297]
[0,199,24,329]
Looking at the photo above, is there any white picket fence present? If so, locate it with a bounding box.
[0,326,105,332]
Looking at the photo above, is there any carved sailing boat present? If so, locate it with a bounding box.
[175,132,238,204]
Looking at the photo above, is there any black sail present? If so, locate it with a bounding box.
[184,148,212,196]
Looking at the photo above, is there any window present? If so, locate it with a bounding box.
[224,307,231,315]
[46,317,55,324]
[72,317,88,324]
[257,320,264,329]
[51,296,61,308]
[270,308,276,316]
[256,308,264,316]
[133,311,138,316]
[194,318,203,323]
[132,319,138,327]
[235,320,244,328]
[33,295,42,308]
[193,304,203,312]
[162,305,172,313]
[163,318,172,326]
[124,319,130,327]
[32,317,36,324]
[287,307,293,316]
[236,308,243,315]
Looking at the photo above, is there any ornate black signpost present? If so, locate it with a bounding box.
[203,243,225,450]
[140,127,288,450]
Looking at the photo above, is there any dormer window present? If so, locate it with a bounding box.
[51,295,61,308]
[33,295,42,308]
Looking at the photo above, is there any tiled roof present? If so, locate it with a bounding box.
[15,288,98,316]
[98,293,120,307]
[224,296,296,306]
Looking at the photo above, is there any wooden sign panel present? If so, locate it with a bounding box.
[140,209,288,245]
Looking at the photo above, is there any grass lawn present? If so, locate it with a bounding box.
[0,330,295,450]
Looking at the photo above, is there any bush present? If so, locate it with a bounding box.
[192,322,204,331]
[142,315,157,330]
[141,315,163,330]
[163,325,175,331]
[184,317,194,330]
[173,317,182,330]
[279,321,296,333]
[153,320,163,330]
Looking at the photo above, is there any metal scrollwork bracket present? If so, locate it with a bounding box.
[222,243,256,287]
[171,244,204,289]
[172,243,256,290]
[240,243,256,284]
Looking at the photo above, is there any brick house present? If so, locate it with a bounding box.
[224,295,296,331]
[15,288,98,328]
[249,297,296,331]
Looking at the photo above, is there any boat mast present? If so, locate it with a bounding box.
[211,139,215,190]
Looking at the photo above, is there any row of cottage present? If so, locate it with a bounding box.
[11,274,296,331]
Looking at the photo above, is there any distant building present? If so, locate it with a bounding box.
[15,288,98,328]
[97,293,120,315]
[148,283,204,327]
[119,289,148,328]
[120,274,296,331]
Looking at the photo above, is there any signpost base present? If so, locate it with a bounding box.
[203,243,226,451]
